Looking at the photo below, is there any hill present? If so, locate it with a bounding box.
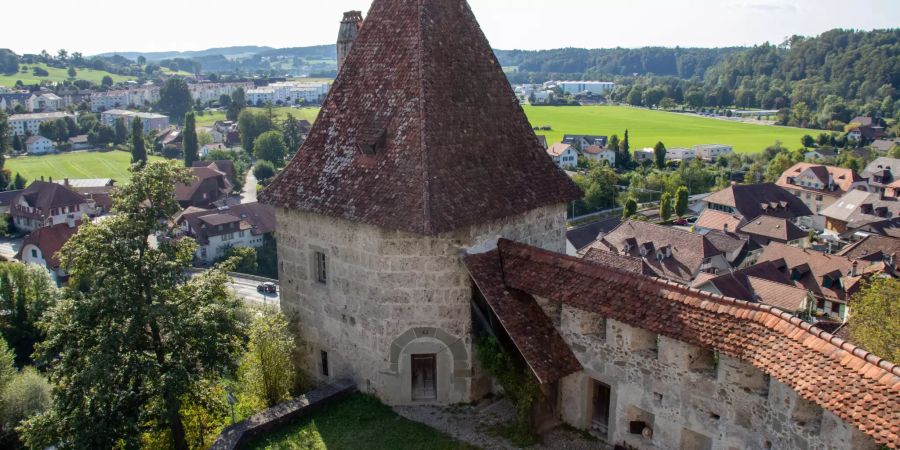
[93,46,276,61]
[0,63,134,87]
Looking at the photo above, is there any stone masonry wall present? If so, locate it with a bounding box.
[555,305,878,450]
[275,203,567,405]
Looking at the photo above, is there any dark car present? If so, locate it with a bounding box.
[257,283,277,294]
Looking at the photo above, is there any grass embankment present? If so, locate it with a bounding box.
[247,394,474,450]
[195,107,321,127]
[0,63,134,87]
[6,150,164,182]
[523,105,810,153]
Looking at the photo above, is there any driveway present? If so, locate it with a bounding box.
[240,169,258,204]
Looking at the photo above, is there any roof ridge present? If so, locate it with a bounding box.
[497,238,900,378]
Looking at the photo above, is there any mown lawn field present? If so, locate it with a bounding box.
[196,106,321,127]
[0,63,135,87]
[523,105,810,153]
[7,150,164,183]
[247,394,473,450]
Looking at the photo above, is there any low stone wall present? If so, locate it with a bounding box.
[210,379,356,450]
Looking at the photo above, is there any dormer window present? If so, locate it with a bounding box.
[357,126,386,156]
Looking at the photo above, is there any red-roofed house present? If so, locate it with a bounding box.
[175,166,233,209]
[17,218,81,281]
[776,163,868,230]
[174,202,275,263]
[547,143,579,169]
[10,181,92,231]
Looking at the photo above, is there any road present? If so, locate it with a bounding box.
[229,273,280,309]
[240,169,258,203]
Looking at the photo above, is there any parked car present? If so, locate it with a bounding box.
[257,283,277,294]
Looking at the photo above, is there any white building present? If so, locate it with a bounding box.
[25,136,55,154]
[692,144,733,161]
[101,110,170,132]
[666,147,695,161]
[90,87,160,112]
[189,82,254,105]
[634,148,655,163]
[174,202,276,263]
[547,143,579,169]
[246,81,331,106]
[27,92,61,112]
[8,112,76,136]
[555,81,615,96]
[582,145,616,166]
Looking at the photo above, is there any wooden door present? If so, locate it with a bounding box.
[592,380,611,436]
[411,354,436,401]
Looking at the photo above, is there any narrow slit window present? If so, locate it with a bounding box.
[315,252,327,284]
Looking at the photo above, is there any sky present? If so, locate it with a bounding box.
[2,0,898,56]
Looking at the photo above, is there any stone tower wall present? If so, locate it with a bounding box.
[336,11,363,73]
[275,203,567,405]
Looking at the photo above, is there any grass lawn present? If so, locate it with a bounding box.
[196,107,321,127]
[0,63,135,87]
[523,105,811,153]
[6,150,164,183]
[247,394,474,450]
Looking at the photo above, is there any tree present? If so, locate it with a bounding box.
[113,117,128,145]
[253,160,276,183]
[849,278,899,363]
[10,174,25,190]
[239,310,296,408]
[608,134,620,152]
[253,131,287,166]
[674,186,689,217]
[11,134,21,153]
[1,368,51,437]
[0,339,15,394]
[623,198,637,219]
[137,55,146,66]
[130,117,146,166]
[101,75,113,88]
[0,111,8,173]
[801,135,815,148]
[66,67,76,79]
[0,263,58,365]
[223,247,257,275]
[159,77,193,120]
[227,87,247,122]
[238,110,275,153]
[282,113,303,154]
[659,192,672,222]
[764,152,793,183]
[619,129,632,169]
[653,141,667,169]
[183,112,198,167]
[218,94,232,108]
[20,162,245,450]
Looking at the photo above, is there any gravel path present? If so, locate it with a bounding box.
[394,397,608,450]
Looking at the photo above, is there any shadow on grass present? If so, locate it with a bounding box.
[246,393,477,450]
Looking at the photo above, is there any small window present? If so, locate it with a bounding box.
[831,302,840,313]
[31,249,37,258]
[321,350,329,377]
[315,251,327,284]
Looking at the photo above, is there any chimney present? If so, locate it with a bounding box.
[723,223,729,234]
[337,11,364,73]
[850,261,858,277]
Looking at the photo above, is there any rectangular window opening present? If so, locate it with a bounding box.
[315,251,327,284]
[321,350,329,377]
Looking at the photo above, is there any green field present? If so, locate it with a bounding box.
[523,105,810,153]
[196,107,321,127]
[0,63,135,88]
[7,151,163,183]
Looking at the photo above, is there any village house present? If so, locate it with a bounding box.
[861,157,900,195]
[255,3,898,449]
[633,147,655,163]
[693,262,812,316]
[547,142,579,169]
[700,182,812,227]
[90,87,160,112]
[25,135,55,154]
[836,234,900,275]
[175,165,232,209]
[870,139,899,153]
[10,181,91,231]
[737,215,809,248]
[819,189,900,237]
[776,163,869,230]
[16,218,81,281]
[846,116,886,143]
[665,147,695,162]
[8,112,76,136]
[562,134,608,151]
[67,135,91,150]
[0,92,32,112]
[174,202,275,263]
[27,92,61,112]
[55,178,116,216]
[692,144,732,161]
[581,144,616,166]
[803,147,838,160]
[565,216,622,255]
[101,109,170,132]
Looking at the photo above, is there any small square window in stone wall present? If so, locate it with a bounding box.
[626,405,655,438]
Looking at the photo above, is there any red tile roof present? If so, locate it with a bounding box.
[756,243,860,302]
[703,183,812,221]
[17,220,81,269]
[463,251,581,385]
[777,163,864,197]
[695,208,743,232]
[738,215,807,242]
[486,239,899,447]
[258,0,581,235]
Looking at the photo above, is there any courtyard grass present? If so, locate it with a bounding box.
[195,106,321,127]
[523,105,811,153]
[6,150,164,183]
[246,394,475,450]
[0,63,135,87]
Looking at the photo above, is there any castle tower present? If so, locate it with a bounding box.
[336,11,363,73]
[260,0,580,405]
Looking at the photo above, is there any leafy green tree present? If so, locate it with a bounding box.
[801,135,815,148]
[11,134,21,153]
[619,129,632,168]
[659,192,672,222]
[653,141,666,169]
[223,247,257,275]
[889,144,900,159]
[21,162,245,450]
[183,112,197,167]
[849,278,899,363]
[764,152,793,183]
[623,198,638,218]
[607,134,620,152]
[101,75,113,88]
[130,117,146,166]
[674,186,689,217]
[197,131,213,148]
[159,77,193,120]
[1,367,51,437]
[238,109,274,153]
[114,117,128,145]
[0,111,8,182]
[282,113,303,155]
[253,131,287,166]
[0,263,58,365]
[0,339,14,394]
[238,310,295,408]
[627,86,643,106]
[218,94,232,108]
[66,67,76,79]
[227,87,247,122]
[253,160,276,183]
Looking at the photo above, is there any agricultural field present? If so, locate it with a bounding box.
[6,150,164,183]
[523,105,811,153]
[195,106,321,127]
[0,63,135,87]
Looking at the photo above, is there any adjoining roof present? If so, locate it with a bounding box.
[175,202,275,245]
[696,262,810,312]
[14,181,86,218]
[17,220,82,269]
[565,216,621,252]
[463,251,581,385]
[820,190,900,229]
[756,242,859,301]
[704,183,812,220]
[259,0,581,235]
[485,239,899,447]
[838,235,900,265]
[175,166,232,204]
[777,163,864,196]
[695,208,743,232]
[547,142,574,157]
[738,215,807,242]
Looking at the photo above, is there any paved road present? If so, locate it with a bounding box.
[241,169,258,204]
[230,273,280,309]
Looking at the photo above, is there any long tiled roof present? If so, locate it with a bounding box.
[838,235,900,266]
[486,239,899,447]
[777,163,864,197]
[738,215,807,242]
[704,183,812,220]
[756,242,860,302]
[259,0,581,235]
[695,208,743,232]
